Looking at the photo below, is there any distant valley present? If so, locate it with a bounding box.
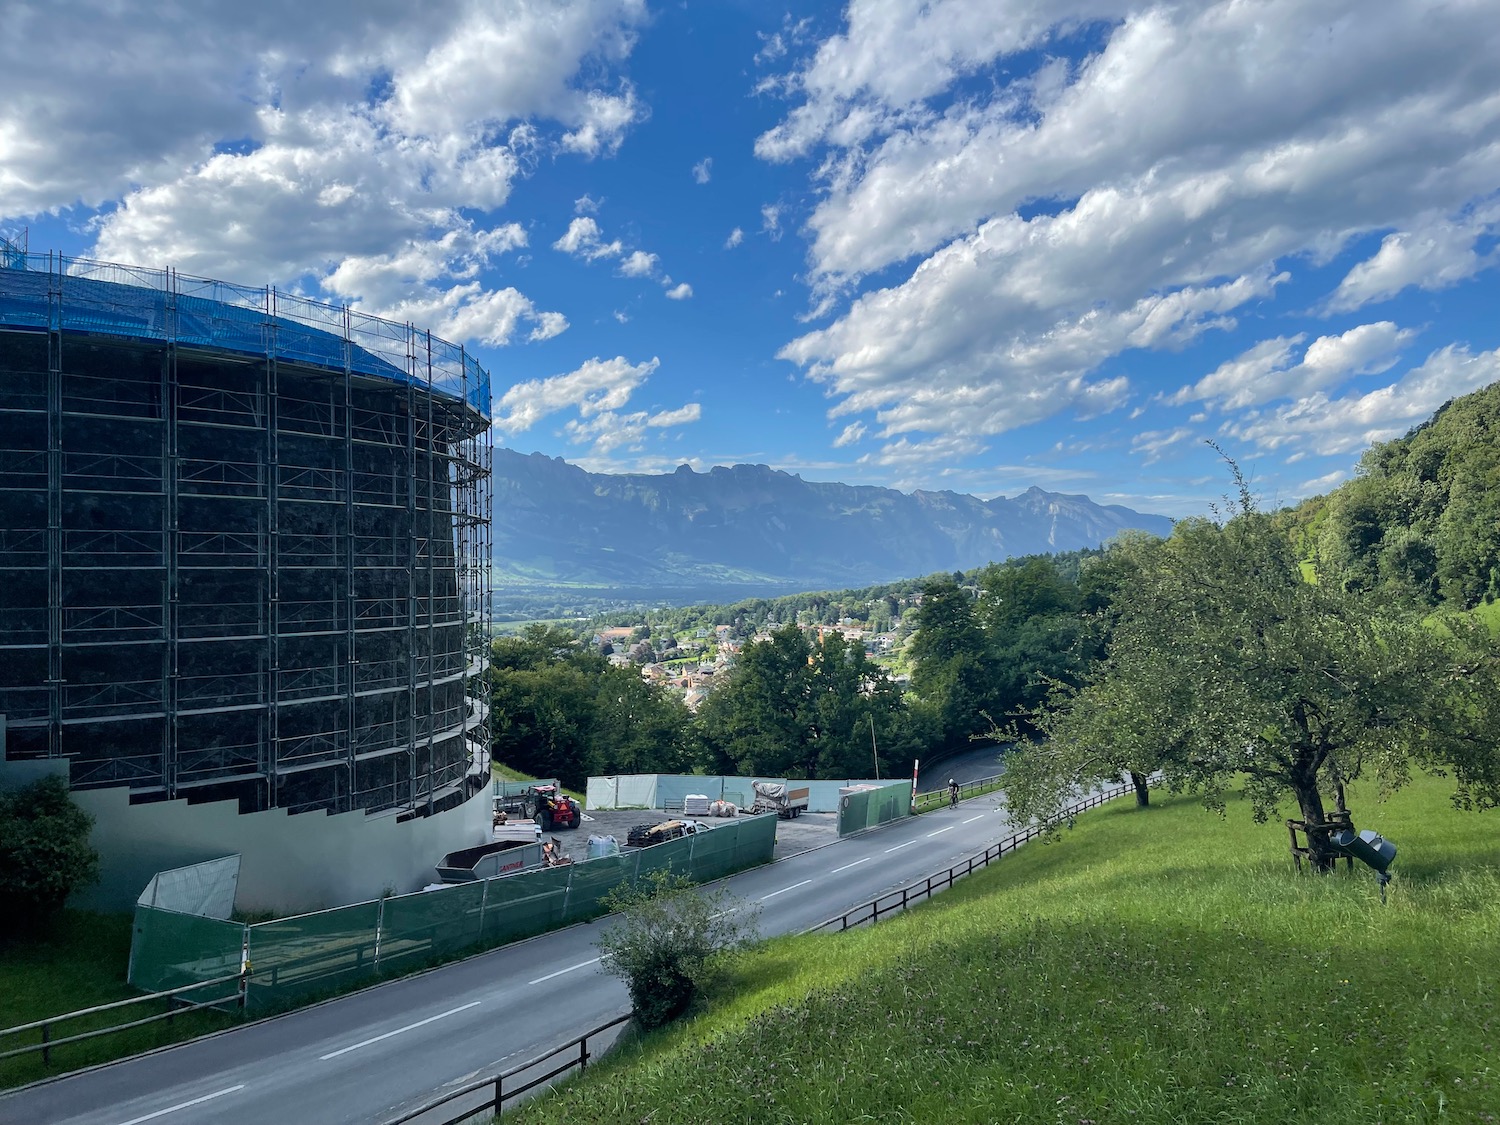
[490,450,1174,606]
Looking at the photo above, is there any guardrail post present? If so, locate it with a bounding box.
[40,1023,50,1065]
[494,1074,504,1116]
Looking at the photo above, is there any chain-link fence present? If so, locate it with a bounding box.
[128,814,778,1012]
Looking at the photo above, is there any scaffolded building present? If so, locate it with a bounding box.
[0,240,492,823]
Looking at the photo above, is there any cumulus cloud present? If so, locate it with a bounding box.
[560,395,701,454]
[619,249,658,277]
[1172,322,1417,411]
[724,227,744,249]
[493,355,660,435]
[647,403,702,427]
[554,214,678,290]
[203,211,569,347]
[1328,202,1500,312]
[692,157,713,184]
[833,421,866,447]
[761,0,1500,462]
[1224,345,1500,457]
[553,216,624,260]
[0,0,650,348]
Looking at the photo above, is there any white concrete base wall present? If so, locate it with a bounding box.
[69,783,493,915]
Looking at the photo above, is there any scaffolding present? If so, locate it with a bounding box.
[0,242,493,818]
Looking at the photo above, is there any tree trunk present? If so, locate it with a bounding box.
[1129,770,1150,807]
[1293,772,1337,872]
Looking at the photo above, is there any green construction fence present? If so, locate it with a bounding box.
[127,813,778,1012]
[837,780,913,837]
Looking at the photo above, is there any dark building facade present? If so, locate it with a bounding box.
[0,245,492,822]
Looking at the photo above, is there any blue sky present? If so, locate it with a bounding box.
[5,1,1500,518]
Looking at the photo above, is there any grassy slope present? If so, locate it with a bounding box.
[510,775,1500,1124]
[0,913,233,1088]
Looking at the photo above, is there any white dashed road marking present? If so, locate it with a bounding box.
[115,1085,246,1125]
[761,879,813,900]
[528,958,601,985]
[320,1001,481,1060]
[830,857,870,874]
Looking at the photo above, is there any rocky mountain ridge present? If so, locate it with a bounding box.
[491,449,1175,594]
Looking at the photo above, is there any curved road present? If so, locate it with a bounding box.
[2,792,1023,1125]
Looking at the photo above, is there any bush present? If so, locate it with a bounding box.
[596,870,759,1029]
[0,776,100,938]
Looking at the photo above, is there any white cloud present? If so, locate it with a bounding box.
[619,249,658,277]
[1131,427,1197,465]
[647,403,702,427]
[761,203,784,241]
[1328,203,1500,312]
[563,399,700,454]
[692,157,713,184]
[1297,470,1348,496]
[492,355,660,435]
[1225,345,1500,457]
[553,216,623,260]
[833,421,866,447]
[574,194,602,214]
[664,281,693,300]
[724,227,744,249]
[558,86,641,157]
[1,0,650,348]
[856,434,989,489]
[759,0,1500,462]
[1172,322,1417,411]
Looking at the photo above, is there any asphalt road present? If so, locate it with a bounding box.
[1,791,1025,1125]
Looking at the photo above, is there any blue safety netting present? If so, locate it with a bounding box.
[0,250,490,419]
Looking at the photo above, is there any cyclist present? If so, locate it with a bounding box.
[948,778,960,808]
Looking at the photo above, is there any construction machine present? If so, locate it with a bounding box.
[522,784,582,832]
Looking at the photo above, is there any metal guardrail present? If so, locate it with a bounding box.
[810,783,1132,933]
[0,971,246,1066]
[380,1011,632,1125]
[912,771,1005,813]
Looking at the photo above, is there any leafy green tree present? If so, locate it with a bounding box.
[696,626,913,778]
[0,775,100,935]
[907,576,995,757]
[593,665,695,776]
[596,870,759,1029]
[1006,479,1500,868]
[695,625,812,776]
[977,558,1092,733]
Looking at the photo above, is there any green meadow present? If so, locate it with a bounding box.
[509,775,1500,1124]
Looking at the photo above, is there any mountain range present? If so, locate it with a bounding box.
[490,450,1175,596]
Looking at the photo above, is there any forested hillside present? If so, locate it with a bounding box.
[492,380,1500,794]
[1287,380,1500,607]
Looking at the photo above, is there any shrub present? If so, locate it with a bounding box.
[596,870,759,1029]
[0,776,100,937]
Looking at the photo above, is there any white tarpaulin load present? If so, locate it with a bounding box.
[683,793,712,815]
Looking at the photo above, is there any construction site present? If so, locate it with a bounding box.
[0,239,496,906]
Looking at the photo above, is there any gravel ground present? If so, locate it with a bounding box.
[537,807,839,864]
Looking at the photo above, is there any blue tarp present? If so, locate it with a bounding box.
[0,255,491,418]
